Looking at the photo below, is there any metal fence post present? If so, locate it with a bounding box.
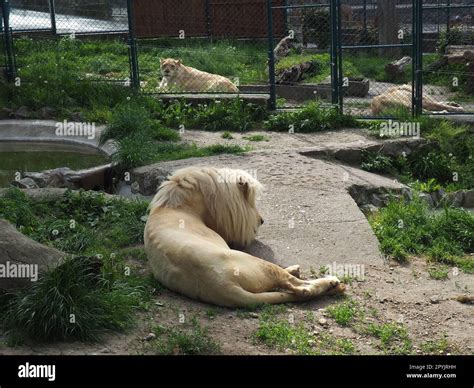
[413,0,423,117]
[2,0,15,82]
[330,0,339,106]
[446,0,451,33]
[49,0,57,35]
[266,0,276,110]
[336,0,343,111]
[126,0,139,89]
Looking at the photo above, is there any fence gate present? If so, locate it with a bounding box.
[336,0,421,117]
[267,0,340,110]
[268,0,473,116]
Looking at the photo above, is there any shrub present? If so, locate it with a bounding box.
[1,257,148,342]
[369,197,474,272]
[264,102,358,132]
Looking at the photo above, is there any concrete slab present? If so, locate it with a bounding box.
[131,149,403,271]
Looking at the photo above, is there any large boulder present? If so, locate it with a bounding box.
[131,166,172,196]
[0,219,64,291]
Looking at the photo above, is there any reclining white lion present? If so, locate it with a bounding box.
[371,84,464,115]
[158,58,239,93]
[144,167,345,308]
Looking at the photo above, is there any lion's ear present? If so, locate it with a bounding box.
[177,59,182,65]
[159,58,164,63]
[238,178,250,200]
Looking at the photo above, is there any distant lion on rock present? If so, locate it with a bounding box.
[371,84,464,115]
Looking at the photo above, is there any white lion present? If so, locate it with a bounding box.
[144,167,344,308]
[371,84,464,115]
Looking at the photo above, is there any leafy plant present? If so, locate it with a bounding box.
[264,102,358,133]
[1,257,149,343]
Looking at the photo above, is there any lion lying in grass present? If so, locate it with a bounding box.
[371,84,464,115]
[144,167,344,308]
[158,58,239,93]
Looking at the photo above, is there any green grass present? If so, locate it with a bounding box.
[221,131,234,139]
[264,101,358,133]
[205,308,218,320]
[420,334,450,354]
[243,134,270,142]
[252,304,357,355]
[326,298,362,326]
[1,256,153,343]
[253,318,316,354]
[99,100,252,169]
[113,138,249,170]
[365,322,412,354]
[363,115,474,192]
[369,197,474,272]
[0,187,148,255]
[0,187,163,343]
[427,265,449,280]
[150,317,220,355]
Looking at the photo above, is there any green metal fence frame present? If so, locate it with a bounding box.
[268,0,474,117]
[1,0,15,82]
[1,0,473,117]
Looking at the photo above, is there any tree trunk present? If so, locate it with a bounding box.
[385,56,412,78]
[377,0,401,57]
[0,219,64,292]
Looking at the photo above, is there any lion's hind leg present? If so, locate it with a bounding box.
[226,277,345,308]
[284,265,301,278]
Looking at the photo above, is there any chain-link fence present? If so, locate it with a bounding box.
[268,0,473,116]
[1,0,473,116]
[132,0,285,98]
[9,0,128,34]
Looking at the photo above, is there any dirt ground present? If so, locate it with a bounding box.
[1,254,471,356]
[0,128,472,355]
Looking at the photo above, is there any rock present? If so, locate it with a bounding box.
[11,177,39,189]
[70,111,85,122]
[429,295,440,304]
[143,333,156,341]
[39,107,56,119]
[10,166,110,191]
[419,192,434,208]
[155,302,164,307]
[445,190,464,207]
[22,168,76,189]
[0,107,13,119]
[463,190,474,208]
[0,219,64,291]
[360,204,378,215]
[100,347,112,354]
[318,318,329,327]
[334,147,363,165]
[371,193,391,207]
[131,166,172,196]
[249,312,259,319]
[430,189,445,207]
[14,106,30,119]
